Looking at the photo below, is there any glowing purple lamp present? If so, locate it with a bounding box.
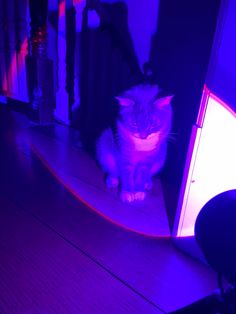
[174,85,236,238]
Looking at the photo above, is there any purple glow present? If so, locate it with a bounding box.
[175,86,236,237]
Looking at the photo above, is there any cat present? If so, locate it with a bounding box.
[96,84,173,203]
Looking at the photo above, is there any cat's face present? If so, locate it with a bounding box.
[116,85,173,140]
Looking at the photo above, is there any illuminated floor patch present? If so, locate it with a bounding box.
[27,125,170,237]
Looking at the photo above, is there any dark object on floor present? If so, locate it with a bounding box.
[195,190,236,285]
[184,189,236,314]
[170,190,236,313]
[169,287,236,313]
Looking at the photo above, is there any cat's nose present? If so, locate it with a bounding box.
[140,132,148,139]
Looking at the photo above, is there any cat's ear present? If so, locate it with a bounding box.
[154,95,174,108]
[115,96,135,107]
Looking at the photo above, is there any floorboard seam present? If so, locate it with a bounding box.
[4,192,167,314]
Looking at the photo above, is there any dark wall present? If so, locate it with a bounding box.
[78,0,221,229]
[206,0,236,112]
[29,0,48,34]
[78,1,142,154]
[149,0,221,228]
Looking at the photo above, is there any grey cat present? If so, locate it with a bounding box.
[96,84,173,203]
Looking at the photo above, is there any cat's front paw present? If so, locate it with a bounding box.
[120,191,136,203]
[134,191,146,201]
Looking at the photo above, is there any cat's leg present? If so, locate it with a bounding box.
[119,163,136,203]
[142,161,164,192]
[106,173,119,188]
[149,143,167,181]
[103,154,119,188]
[134,164,150,200]
[141,155,166,192]
[96,129,119,188]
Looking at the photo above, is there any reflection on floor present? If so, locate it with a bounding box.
[0,107,218,313]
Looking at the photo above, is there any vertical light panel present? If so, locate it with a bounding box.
[176,88,236,237]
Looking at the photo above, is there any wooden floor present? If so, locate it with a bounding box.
[28,120,170,237]
[0,107,218,313]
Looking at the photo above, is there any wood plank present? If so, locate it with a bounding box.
[0,195,162,314]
